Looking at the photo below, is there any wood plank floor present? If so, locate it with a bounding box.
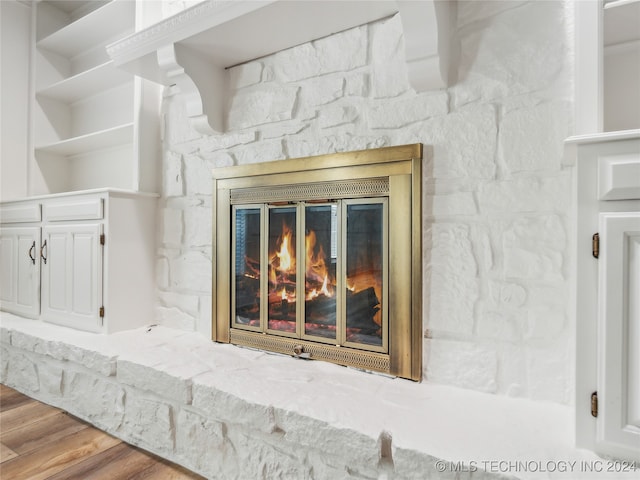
[0,384,205,479]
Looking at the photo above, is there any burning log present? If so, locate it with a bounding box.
[305,295,337,326]
[235,275,260,322]
[268,298,297,321]
[237,274,259,292]
[346,287,380,334]
[244,256,261,277]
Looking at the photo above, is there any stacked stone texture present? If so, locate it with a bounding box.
[2,319,591,480]
[158,1,574,405]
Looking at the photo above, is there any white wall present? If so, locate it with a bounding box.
[0,1,31,201]
[157,0,575,405]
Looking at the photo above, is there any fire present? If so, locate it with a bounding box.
[268,223,297,306]
[320,274,331,296]
[305,229,334,300]
[274,227,294,272]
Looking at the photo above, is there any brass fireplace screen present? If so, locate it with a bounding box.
[212,144,423,380]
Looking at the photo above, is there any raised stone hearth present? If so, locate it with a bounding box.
[0,313,614,479]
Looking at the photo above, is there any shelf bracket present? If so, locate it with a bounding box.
[397,0,451,91]
[157,43,226,135]
[108,0,451,135]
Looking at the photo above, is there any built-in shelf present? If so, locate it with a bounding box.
[602,0,640,131]
[107,0,451,135]
[35,123,133,157]
[565,129,640,145]
[36,62,132,103]
[37,0,134,57]
[603,0,640,47]
[30,0,161,196]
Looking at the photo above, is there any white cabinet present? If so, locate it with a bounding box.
[30,0,161,196]
[598,212,640,456]
[0,189,156,333]
[41,223,103,330]
[570,131,640,461]
[0,226,41,319]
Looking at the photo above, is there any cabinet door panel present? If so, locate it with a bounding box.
[71,232,98,315]
[0,234,16,305]
[41,224,103,331]
[598,212,640,460]
[46,231,68,311]
[17,235,39,309]
[0,227,40,318]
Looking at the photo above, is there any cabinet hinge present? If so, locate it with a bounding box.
[100,234,105,246]
[591,391,598,418]
[99,306,105,318]
[592,233,599,259]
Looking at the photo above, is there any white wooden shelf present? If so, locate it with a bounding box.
[566,129,640,144]
[107,0,451,135]
[604,0,640,47]
[30,0,162,196]
[37,0,134,58]
[35,123,133,157]
[36,61,132,103]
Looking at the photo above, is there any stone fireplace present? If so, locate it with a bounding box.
[213,144,423,380]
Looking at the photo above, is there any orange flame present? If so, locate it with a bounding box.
[276,228,293,272]
[305,230,334,299]
[269,224,296,302]
[319,274,331,297]
[270,224,295,275]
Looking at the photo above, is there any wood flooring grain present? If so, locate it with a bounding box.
[45,442,159,480]
[1,410,88,455]
[0,426,122,480]
[0,441,18,463]
[0,385,206,479]
[0,400,61,433]
[0,384,36,412]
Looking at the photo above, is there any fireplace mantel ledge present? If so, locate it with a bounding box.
[106,0,450,135]
[0,313,612,479]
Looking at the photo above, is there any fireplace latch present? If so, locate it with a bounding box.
[293,345,311,359]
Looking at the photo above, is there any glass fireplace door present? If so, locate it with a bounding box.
[231,199,388,354]
[303,203,338,342]
[343,199,387,351]
[267,205,299,336]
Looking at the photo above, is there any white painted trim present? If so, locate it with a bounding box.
[565,129,640,145]
[573,0,604,135]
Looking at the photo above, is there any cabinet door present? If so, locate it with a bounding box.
[598,212,640,460]
[0,227,40,318]
[40,224,103,332]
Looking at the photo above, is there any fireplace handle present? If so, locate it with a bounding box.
[293,345,311,359]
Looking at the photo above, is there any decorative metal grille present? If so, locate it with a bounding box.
[230,329,391,373]
[230,177,390,204]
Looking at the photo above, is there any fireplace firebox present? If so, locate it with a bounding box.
[212,144,423,380]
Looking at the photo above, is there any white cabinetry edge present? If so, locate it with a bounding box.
[568,129,640,461]
[106,0,451,135]
[565,129,640,145]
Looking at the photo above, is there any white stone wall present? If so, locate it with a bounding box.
[157,1,575,404]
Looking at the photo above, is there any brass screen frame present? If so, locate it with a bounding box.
[212,143,423,381]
